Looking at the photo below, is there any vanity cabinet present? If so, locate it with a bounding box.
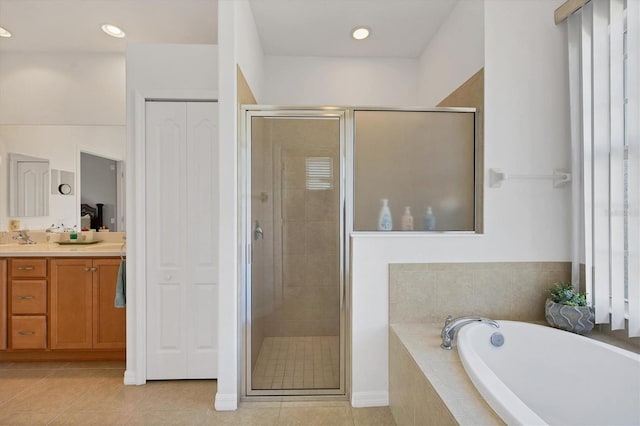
[8,258,48,350]
[50,258,125,350]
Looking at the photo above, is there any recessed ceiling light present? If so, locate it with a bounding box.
[101,24,126,38]
[352,27,370,40]
[0,26,12,38]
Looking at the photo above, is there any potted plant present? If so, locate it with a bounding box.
[545,282,594,335]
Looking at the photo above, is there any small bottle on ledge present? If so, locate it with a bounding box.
[424,206,436,231]
[401,206,414,231]
[378,198,393,231]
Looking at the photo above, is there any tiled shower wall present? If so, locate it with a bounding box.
[389,262,571,324]
[262,118,341,338]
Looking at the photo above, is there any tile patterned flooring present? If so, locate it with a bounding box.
[252,336,339,390]
[0,361,396,425]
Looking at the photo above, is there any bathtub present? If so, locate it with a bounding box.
[457,320,640,426]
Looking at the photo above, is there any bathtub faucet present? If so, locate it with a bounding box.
[440,315,499,350]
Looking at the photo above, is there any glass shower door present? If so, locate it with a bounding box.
[246,111,344,396]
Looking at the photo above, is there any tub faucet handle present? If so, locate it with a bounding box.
[440,315,499,350]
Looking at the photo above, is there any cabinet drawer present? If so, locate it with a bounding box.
[10,259,47,278]
[11,316,47,350]
[11,281,47,314]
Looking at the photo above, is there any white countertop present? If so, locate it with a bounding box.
[0,241,124,257]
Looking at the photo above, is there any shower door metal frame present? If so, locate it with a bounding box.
[240,106,349,398]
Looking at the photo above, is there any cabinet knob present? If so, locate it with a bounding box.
[17,295,35,300]
[84,267,92,272]
[17,266,35,271]
[92,267,97,272]
[17,331,35,336]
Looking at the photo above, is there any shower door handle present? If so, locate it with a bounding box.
[254,220,264,240]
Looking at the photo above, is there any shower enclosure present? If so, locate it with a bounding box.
[242,108,346,396]
[241,106,478,397]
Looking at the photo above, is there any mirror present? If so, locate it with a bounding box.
[0,126,125,230]
[8,153,50,217]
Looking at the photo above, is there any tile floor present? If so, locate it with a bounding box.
[0,361,396,425]
[252,336,339,390]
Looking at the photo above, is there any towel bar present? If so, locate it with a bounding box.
[489,168,571,188]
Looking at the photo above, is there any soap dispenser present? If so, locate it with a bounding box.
[424,206,436,231]
[378,199,393,231]
[401,206,414,231]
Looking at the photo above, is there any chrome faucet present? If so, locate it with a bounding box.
[12,229,35,245]
[440,315,499,350]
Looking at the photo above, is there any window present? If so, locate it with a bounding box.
[567,0,639,337]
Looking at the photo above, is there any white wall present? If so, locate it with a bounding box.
[417,0,485,106]
[262,56,418,105]
[125,43,218,386]
[216,0,265,410]
[0,125,125,231]
[0,52,125,125]
[351,0,570,407]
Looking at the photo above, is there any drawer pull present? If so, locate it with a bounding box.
[84,267,91,272]
[17,266,35,271]
[17,295,35,300]
[17,331,35,336]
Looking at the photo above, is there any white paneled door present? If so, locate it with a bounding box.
[145,101,218,380]
[16,160,49,217]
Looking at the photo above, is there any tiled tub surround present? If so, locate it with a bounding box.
[388,262,571,425]
[389,324,503,426]
[389,262,571,324]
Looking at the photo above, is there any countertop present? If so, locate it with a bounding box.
[0,241,124,257]
[390,322,503,425]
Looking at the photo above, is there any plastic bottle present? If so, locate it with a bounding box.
[378,199,393,231]
[424,206,436,231]
[401,206,414,231]
[69,225,78,240]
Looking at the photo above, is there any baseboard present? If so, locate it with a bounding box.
[123,370,142,385]
[351,391,389,407]
[214,392,238,411]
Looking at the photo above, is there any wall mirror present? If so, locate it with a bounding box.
[8,153,50,217]
[0,128,125,230]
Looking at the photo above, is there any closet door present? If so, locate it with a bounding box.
[145,101,218,379]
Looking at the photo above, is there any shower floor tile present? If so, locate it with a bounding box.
[252,336,340,390]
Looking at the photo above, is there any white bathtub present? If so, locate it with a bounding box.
[457,320,640,426]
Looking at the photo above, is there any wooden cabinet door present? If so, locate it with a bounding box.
[50,259,93,349]
[92,259,126,349]
[0,259,6,350]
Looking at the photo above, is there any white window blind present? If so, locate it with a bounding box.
[568,0,640,337]
[305,157,333,190]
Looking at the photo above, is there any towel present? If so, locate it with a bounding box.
[114,260,126,308]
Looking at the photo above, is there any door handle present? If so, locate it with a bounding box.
[254,220,264,240]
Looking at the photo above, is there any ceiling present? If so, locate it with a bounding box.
[249,0,457,58]
[0,0,218,53]
[0,0,457,58]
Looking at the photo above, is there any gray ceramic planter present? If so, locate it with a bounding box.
[545,298,595,335]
